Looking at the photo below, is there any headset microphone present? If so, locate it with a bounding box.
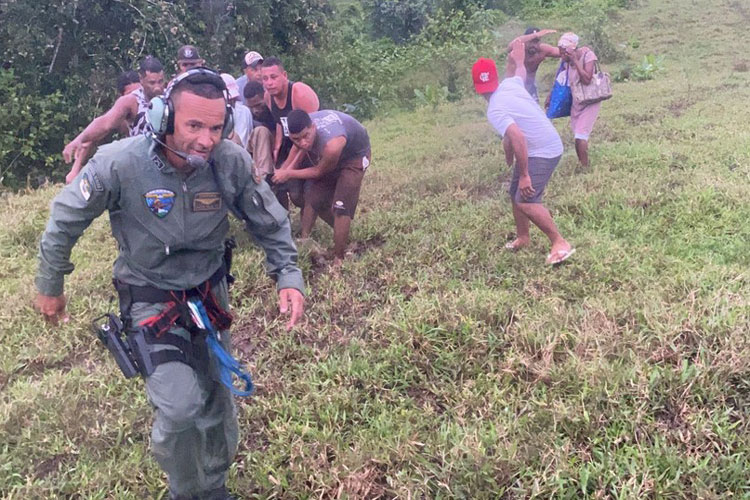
[150,133,208,169]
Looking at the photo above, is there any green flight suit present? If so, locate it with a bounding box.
[36,135,305,498]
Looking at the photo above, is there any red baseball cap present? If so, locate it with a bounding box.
[472,58,499,94]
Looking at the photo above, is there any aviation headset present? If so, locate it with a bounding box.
[147,67,234,140]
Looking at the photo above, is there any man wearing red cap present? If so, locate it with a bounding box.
[473,40,575,265]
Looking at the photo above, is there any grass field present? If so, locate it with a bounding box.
[1,0,749,497]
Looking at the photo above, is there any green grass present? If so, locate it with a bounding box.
[2,0,750,497]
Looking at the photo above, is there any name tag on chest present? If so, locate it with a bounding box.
[193,192,222,212]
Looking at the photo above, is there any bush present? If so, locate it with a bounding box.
[414,84,449,110]
[574,0,623,62]
[614,53,664,82]
[365,0,433,43]
[292,7,506,119]
[0,69,70,187]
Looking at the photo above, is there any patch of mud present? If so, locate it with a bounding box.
[2,350,94,391]
[33,453,73,480]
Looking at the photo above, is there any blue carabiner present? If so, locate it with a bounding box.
[189,298,254,397]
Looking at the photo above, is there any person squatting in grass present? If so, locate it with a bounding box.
[244,80,277,184]
[272,109,371,265]
[473,40,575,265]
[62,56,166,184]
[34,68,305,499]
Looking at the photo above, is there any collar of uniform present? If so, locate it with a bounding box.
[147,138,174,173]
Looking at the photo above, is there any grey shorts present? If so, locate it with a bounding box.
[509,155,561,204]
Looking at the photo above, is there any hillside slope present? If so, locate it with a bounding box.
[1,0,749,497]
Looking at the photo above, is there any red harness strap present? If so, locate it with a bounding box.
[138,285,233,338]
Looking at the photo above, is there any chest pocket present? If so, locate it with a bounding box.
[124,175,228,255]
[245,185,287,235]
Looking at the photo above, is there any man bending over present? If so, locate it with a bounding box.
[272,110,371,265]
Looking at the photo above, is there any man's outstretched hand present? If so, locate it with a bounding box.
[33,293,69,326]
[62,137,84,164]
[278,288,305,330]
[510,39,526,64]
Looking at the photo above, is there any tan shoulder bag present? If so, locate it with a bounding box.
[571,55,613,106]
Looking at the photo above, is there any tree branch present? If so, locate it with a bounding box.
[48,26,63,74]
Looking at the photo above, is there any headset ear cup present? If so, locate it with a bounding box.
[222,104,234,140]
[165,98,175,135]
[147,97,168,135]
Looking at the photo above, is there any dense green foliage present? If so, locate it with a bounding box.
[1,0,626,188]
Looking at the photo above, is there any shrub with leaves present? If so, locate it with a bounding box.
[0,69,69,188]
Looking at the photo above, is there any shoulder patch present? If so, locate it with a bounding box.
[144,189,175,218]
[193,192,222,212]
[151,154,166,171]
[79,174,92,201]
[92,172,104,191]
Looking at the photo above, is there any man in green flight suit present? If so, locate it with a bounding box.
[33,68,305,499]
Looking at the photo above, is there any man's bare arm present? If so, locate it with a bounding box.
[504,124,535,199]
[291,82,320,113]
[63,95,137,162]
[273,123,283,162]
[279,144,305,170]
[506,29,557,50]
[504,39,527,81]
[504,124,528,175]
[540,43,561,58]
[503,135,514,167]
[287,137,344,180]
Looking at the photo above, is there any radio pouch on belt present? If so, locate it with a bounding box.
[92,313,139,379]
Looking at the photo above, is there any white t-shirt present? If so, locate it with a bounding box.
[231,102,253,150]
[486,76,563,158]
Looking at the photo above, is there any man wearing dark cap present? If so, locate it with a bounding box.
[473,40,574,265]
[236,50,263,106]
[176,45,205,74]
[505,27,560,101]
[272,109,371,265]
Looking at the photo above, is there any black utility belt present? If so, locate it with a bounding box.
[119,262,227,304]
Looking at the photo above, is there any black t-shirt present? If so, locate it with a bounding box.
[252,107,276,132]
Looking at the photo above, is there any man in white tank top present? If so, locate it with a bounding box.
[62,56,165,183]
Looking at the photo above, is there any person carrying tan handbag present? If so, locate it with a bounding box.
[549,33,603,168]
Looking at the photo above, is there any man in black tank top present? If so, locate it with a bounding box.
[261,57,320,209]
[270,80,296,165]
